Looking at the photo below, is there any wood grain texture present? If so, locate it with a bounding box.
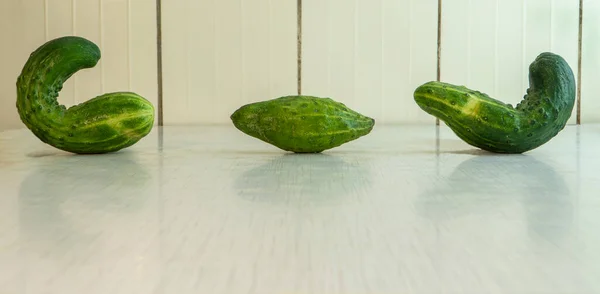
[440,0,580,125]
[0,0,158,131]
[161,0,297,125]
[581,0,600,123]
[302,0,439,124]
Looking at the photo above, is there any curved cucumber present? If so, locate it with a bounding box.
[231,95,375,153]
[16,36,155,154]
[414,52,575,153]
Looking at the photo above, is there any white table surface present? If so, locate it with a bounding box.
[1,124,599,294]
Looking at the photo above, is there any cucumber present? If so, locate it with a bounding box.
[16,36,155,154]
[230,95,375,153]
[414,52,575,153]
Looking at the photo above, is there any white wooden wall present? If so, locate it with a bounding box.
[0,0,158,130]
[441,0,580,125]
[1,0,599,130]
[582,0,599,123]
[161,0,297,125]
[302,0,438,124]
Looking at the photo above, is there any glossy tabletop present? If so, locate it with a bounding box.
[1,124,600,293]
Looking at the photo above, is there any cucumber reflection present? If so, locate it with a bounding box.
[234,154,372,205]
[416,154,573,240]
[18,153,151,252]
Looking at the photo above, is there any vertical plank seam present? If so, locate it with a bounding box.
[127,0,132,91]
[72,0,76,35]
[577,0,583,124]
[493,0,499,96]
[212,0,218,123]
[328,0,334,97]
[99,0,105,93]
[380,0,385,123]
[297,0,302,95]
[408,0,413,87]
[466,0,472,86]
[126,0,133,91]
[72,0,77,106]
[184,1,190,123]
[268,0,273,98]
[212,0,218,122]
[44,0,48,40]
[156,0,164,126]
[267,0,273,98]
[436,0,442,126]
[353,0,358,107]
[521,1,527,93]
[240,0,246,104]
[550,0,554,49]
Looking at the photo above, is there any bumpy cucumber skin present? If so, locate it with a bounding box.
[414,52,575,154]
[16,36,155,154]
[230,95,375,153]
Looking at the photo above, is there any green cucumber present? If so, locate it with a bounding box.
[414,52,575,153]
[16,36,155,154]
[230,95,375,153]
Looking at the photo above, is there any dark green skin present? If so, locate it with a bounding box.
[230,95,375,153]
[414,52,575,154]
[16,36,155,154]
